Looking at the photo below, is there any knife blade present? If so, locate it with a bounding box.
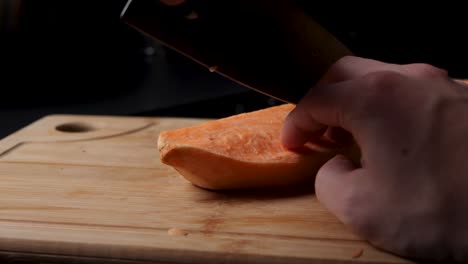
[121,0,352,104]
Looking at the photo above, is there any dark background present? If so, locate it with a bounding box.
[1,0,467,139]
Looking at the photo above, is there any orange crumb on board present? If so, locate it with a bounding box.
[168,228,188,236]
[209,66,218,72]
[352,248,364,258]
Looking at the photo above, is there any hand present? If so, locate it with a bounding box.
[281,56,468,262]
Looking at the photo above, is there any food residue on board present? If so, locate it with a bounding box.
[352,248,364,258]
[168,228,189,237]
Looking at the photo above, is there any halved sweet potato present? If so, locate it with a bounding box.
[158,104,360,190]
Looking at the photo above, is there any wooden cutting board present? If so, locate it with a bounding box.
[0,114,415,264]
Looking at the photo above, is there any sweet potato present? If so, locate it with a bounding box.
[158,104,360,190]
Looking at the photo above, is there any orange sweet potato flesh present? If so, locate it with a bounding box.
[158,104,360,190]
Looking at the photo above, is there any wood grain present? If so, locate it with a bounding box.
[0,114,414,264]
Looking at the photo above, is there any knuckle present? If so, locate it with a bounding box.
[407,63,448,78]
[326,56,355,77]
[362,71,403,90]
[334,55,356,66]
[326,55,361,75]
[357,71,403,112]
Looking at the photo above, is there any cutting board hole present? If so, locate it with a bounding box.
[56,122,94,133]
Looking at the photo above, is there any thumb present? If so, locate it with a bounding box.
[315,154,362,223]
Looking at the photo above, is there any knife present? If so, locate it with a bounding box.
[120,0,352,104]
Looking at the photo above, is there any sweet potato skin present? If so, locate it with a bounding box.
[158,104,360,190]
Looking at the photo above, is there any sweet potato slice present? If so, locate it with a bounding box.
[158,104,359,190]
